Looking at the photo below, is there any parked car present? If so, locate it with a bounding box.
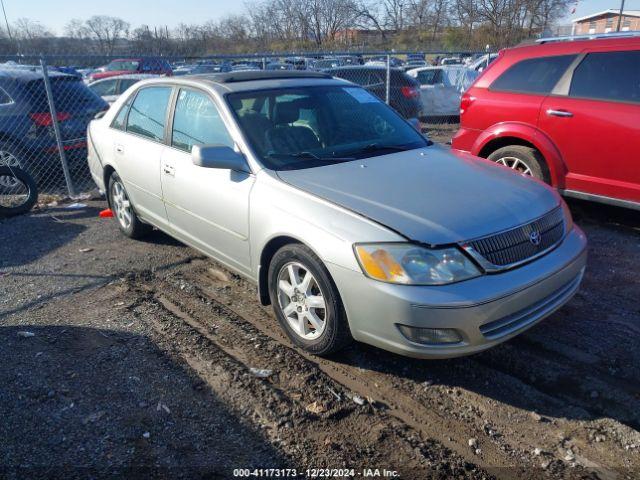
[89,58,172,81]
[0,70,108,185]
[87,70,586,358]
[406,65,478,120]
[452,34,640,210]
[88,74,159,104]
[440,57,463,65]
[324,66,422,120]
[284,57,309,70]
[310,58,345,70]
[266,62,294,71]
[467,53,499,72]
[402,60,428,71]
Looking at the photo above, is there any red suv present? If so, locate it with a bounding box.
[452,35,640,210]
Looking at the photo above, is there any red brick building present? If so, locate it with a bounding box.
[572,9,640,35]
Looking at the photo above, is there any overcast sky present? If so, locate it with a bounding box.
[3,0,639,34]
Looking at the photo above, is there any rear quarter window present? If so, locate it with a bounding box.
[490,55,576,95]
[26,77,105,111]
[570,51,640,104]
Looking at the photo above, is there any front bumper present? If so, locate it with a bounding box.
[327,226,587,359]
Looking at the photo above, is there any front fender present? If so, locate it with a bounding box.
[471,122,566,187]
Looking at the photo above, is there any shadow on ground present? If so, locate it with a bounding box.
[0,325,288,479]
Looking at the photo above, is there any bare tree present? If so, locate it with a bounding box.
[83,15,130,55]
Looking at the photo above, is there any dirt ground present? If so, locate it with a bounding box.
[1,193,639,479]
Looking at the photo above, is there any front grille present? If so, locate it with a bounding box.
[467,207,564,268]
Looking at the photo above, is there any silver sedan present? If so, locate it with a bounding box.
[87,71,587,358]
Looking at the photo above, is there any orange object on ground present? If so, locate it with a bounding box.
[99,208,114,218]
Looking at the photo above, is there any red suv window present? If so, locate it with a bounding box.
[569,51,640,104]
[490,55,576,94]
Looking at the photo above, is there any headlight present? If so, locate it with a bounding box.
[561,200,574,234]
[354,243,481,285]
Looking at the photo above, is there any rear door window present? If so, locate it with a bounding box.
[490,55,576,94]
[569,51,640,104]
[90,79,118,96]
[26,77,104,111]
[126,86,172,141]
[118,78,140,93]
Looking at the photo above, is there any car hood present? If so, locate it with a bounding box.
[276,146,559,245]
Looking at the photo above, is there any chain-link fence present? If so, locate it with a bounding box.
[0,50,489,200]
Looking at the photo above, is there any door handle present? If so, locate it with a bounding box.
[163,164,175,176]
[546,109,573,118]
[115,144,124,154]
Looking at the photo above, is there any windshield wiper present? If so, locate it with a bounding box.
[266,151,321,160]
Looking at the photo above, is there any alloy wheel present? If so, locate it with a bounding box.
[111,180,133,230]
[277,262,327,340]
[495,156,532,176]
[0,150,22,188]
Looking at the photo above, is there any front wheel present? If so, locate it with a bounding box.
[487,145,549,183]
[107,172,151,239]
[268,244,352,356]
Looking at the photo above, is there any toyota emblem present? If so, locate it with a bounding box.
[529,229,541,246]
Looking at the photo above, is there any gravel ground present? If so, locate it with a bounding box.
[1,193,639,479]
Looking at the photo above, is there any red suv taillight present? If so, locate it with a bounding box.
[30,112,72,127]
[459,93,475,116]
[401,86,420,99]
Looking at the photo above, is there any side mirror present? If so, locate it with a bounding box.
[192,145,250,173]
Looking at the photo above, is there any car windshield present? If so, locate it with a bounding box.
[227,86,429,170]
[107,60,139,71]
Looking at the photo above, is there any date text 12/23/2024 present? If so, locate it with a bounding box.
[233,468,400,478]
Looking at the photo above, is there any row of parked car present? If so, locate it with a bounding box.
[84,54,488,120]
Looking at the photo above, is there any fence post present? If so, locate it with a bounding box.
[385,54,391,105]
[40,56,76,198]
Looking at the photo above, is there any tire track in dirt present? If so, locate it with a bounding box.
[121,275,492,479]
[149,261,621,479]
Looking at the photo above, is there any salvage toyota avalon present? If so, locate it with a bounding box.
[86,71,587,358]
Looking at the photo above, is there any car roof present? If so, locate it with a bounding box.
[136,70,351,93]
[0,68,74,82]
[89,74,160,84]
[326,65,402,71]
[504,35,640,58]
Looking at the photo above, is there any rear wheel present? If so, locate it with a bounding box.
[268,244,352,356]
[487,145,549,183]
[0,166,37,217]
[0,146,26,188]
[107,172,151,239]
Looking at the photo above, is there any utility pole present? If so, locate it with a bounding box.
[616,0,626,32]
[0,0,13,44]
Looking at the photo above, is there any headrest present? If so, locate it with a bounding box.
[273,101,299,125]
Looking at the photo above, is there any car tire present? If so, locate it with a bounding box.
[0,145,27,188]
[268,243,352,356]
[487,145,550,183]
[0,166,38,217]
[107,171,151,239]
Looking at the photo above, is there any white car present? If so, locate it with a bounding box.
[468,53,499,72]
[87,74,160,104]
[406,66,478,119]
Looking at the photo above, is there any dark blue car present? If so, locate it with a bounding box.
[0,69,108,190]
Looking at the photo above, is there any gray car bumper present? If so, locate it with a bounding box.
[327,226,588,359]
